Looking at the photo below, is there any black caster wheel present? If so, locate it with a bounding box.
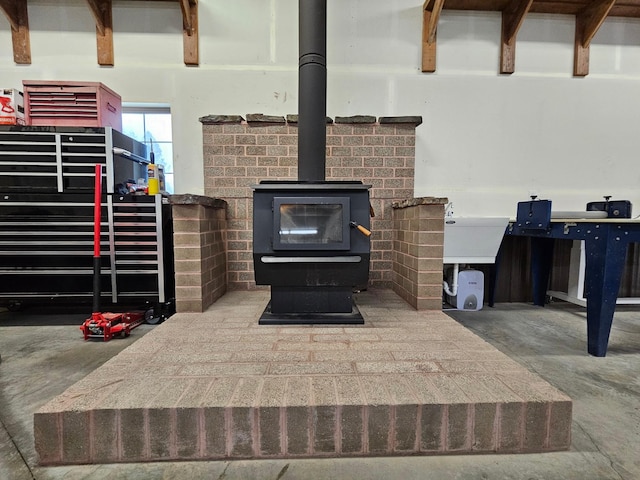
[7,301,22,312]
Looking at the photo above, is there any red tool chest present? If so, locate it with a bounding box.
[22,80,122,130]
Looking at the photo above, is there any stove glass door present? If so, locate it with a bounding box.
[273,197,350,250]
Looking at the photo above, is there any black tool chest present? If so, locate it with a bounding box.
[0,126,174,310]
[0,125,148,194]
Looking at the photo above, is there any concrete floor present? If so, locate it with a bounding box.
[1,297,639,479]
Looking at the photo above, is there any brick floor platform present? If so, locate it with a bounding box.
[34,289,572,464]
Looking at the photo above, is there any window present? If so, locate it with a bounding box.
[122,105,174,193]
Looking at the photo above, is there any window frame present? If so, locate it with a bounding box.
[121,104,174,193]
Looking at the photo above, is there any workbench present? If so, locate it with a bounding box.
[505,211,640,357]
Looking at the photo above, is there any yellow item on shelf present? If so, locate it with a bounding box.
[147,163,159,195]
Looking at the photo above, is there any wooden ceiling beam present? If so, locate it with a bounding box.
[426,0,445,44]
[443,0,640,16]
[0,0,199,67]
[84,0,198,67]
[579,0,618,47]
[179,0,192,32]
[0,0,31,64]
[422,0,445,72]
[133,0,199,65]
[180,0,198,66]
[500,0,534,74]
[574,0,617,76]
[86,0,114,66]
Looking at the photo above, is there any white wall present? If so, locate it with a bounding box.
[2,0,640,217]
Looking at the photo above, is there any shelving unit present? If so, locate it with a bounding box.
[0,0,198,66]
[422,0,640,76]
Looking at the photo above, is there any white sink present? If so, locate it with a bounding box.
[443,217,509,264]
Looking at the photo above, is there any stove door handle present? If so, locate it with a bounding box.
[261,256,361,264]
[350,221,371,237]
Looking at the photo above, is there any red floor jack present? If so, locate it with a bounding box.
[80,164,149,341]
[81,311,149,341]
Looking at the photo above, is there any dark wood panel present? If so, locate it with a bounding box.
[488,237,640,303]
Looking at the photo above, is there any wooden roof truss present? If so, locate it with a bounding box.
[2,0,637,75]
[423,0,640,76]
[0,0,198,67]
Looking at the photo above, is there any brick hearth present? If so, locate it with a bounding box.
[34,289,572,464]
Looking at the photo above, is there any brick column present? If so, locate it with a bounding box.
[170,195,227,312]
[392,197,448,310]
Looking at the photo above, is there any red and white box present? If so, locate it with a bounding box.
[0,89,26,126]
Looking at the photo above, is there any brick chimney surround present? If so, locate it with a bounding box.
[169,114,447,313]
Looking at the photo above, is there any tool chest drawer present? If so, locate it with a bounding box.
[0,126,148,193]
[0,193,174,307]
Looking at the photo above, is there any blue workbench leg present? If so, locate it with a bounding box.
[530,237,555,306]
[584,228,627,357]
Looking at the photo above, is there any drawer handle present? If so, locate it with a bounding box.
[106,102,117,113]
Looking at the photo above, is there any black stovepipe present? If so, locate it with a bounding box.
[298,0,327,183]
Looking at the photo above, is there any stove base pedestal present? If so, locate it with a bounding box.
[258,300,364,325]
[259,287,364,324]
[271,286,356,313]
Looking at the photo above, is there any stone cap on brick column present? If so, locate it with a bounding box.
[199,115,245,125]
[286,114,333,124]
[199,114,423,126]
[392,197,449,209]
[169,194,227,209]
[334,115,377,124]
[246,113,286,124]
[379,116,423,126]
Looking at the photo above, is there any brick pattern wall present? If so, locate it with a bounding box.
[392,199,448,310]
[171,198,227,312]
[201,116,419,290]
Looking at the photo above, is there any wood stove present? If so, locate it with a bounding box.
[252,0,372,324]
[253,181,371,324]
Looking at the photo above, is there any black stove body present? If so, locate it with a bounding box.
[253,181,370,324]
